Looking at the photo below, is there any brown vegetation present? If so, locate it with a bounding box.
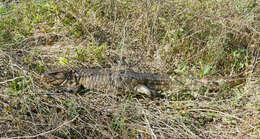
[0,0,259,138]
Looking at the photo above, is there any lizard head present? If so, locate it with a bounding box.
[41,68,73,87]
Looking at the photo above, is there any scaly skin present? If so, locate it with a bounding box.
[41,68,171,97]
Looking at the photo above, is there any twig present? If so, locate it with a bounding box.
[137,100,157,139]
[0,76,24,84]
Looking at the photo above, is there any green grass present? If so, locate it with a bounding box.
[0,0,259,138]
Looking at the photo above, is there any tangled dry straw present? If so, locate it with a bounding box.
[0,0,259,138]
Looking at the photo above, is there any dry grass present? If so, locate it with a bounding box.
[0,0,259,138]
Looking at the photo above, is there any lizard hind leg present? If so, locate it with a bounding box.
[135,84,163,98]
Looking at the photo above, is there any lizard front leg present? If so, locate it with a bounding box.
[57,84,87,94]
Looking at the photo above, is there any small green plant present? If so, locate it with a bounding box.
[66,101,79,118]
[59,57,69,66]
[75,42,107,65]
[200,65,212,78]
[112,116,126,131]
[10,78,24,93]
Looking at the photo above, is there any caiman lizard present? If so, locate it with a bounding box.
[41,67,247,97]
